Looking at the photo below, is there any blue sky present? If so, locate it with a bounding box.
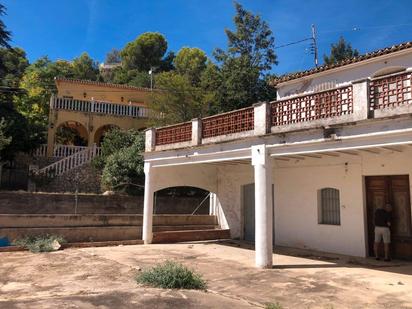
[2,0,412,75]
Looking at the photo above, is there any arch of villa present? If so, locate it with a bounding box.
[55,120,89,146]
[94,124,120,146]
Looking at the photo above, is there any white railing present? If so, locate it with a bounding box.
[32,144,48,157]
[53,144,89,158]
[32,144,101,158]
[51,96,149,118]
[37,145,100,177]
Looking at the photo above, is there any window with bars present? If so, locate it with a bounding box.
[318,188,341,225]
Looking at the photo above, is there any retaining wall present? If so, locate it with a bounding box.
[0,191,209,215]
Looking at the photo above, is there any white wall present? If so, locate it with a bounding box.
[214,148,412,257]
[151,164,218,193]
[150,147,412,258]
[277,51,412,99]
[273,156,366,256]
[216,164,254,238]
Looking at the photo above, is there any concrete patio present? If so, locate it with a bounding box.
[0,241,411,308]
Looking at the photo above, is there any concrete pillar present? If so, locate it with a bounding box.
[352,78,370,121]
[142,162,154,244]
[253,102,270,136]
[191,118,202,146]
[145,128,156,152]
[251,144,273,268]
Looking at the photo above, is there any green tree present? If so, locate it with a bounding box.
[72,52,99,80]
[150,71,209,125]
[214,2,277,71]
[121,32,168,71]
[105,48,121,64]
[0,102,43,160]
[209,2,277,112]
[323,37,359,65]
[174,47,207,85]
[0,118,11,154]
[17,57,74,127]
[93,128,145,194]
[0,47,29,87]
[0,4,11,48]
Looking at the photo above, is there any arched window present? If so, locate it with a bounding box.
[319,188,341,225]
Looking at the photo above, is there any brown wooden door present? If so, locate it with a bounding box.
[366,175,412,260]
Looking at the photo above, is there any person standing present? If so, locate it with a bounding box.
[373,204,392,261]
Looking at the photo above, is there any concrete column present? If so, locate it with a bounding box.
[145,128,156,152]
[142,162,154,244]
[191,118,202,146]
[251,144,273,268]
[352,78,370,121]
[253,102,270,136]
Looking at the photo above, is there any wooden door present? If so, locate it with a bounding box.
[365,175,412,260]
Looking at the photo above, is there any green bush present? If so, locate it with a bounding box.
[136,260,207,290]
[265,303,283,309]
[14,234,66,253]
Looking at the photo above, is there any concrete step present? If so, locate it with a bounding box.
[152,229,231,243]
[0,225,219,243]
[0,214,218,228]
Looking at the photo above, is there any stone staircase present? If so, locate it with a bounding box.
[0,214,226,243]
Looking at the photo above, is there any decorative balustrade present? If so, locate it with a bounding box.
[37,145,100,177]
[146,71,412,151]
[202,106,254,138]
[271,86,353,126]
[370,72,412,110]
[155,122,192,146]
[52,97,149,118]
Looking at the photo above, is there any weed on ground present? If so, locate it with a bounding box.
[14,234,66,253]
[136,260,206,290]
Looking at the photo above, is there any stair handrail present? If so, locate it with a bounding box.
[37,145,99,177]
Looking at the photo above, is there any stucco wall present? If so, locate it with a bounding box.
[273,157,365,256]
[277,51,412,99]
[56,80,150,104]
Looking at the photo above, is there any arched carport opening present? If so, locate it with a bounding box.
[153,186,210,215]
[55,121,88,146]
[94,124,119,146]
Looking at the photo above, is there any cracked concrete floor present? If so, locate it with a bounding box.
[0,241,412,309]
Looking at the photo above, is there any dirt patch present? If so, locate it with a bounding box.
[1,243,412,308]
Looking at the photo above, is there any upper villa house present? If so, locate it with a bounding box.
[33,78,151,178]
[142,41,412,268]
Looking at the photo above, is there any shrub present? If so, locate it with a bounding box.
[14,234,66,253]
[265,303,283,309]
[136,260,206,290]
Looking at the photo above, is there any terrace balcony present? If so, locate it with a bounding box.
[145,70,412,152]
[50,95,150,118]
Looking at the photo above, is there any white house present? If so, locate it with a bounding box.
[142,41,412,268]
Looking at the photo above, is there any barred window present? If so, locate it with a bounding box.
[319,188,341,225]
